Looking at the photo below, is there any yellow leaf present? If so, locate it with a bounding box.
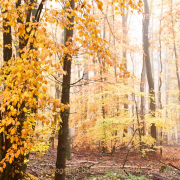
[10,137,14,143]
[17,72,21,78]
[23,107,27,112]
[39,93,43,99]
[18,89,21,94]
[3,163,6,169]
[15,150,20,158]
[10,106,14,111]
[42,86,47,92]
[17,103,21,108]
[9,158,12,164]
[7,119,12,125]
[65,1,70,7]
[1,107,5,112]
[26,27,31,33]
[11,128,16,135]
[20,147,24,155]
[0,127,4,133]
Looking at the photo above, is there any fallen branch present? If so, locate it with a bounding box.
[122,129,138,168]
[168,163,180,172]
[159,160,180,172]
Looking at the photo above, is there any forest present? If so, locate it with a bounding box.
[0,0,180,179]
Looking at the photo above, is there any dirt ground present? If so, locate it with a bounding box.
[27,140,180,180]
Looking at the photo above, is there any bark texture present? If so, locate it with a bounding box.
[55,0,74,179]
[122,6,128,141]
[143,0,156,140]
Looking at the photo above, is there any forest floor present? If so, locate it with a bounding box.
[27,140,180,180]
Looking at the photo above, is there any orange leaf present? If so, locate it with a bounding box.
[3,163,6,169]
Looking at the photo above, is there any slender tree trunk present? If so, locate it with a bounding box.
[51,76,60,149]
[170,0,180,101]
[122,6,129,143]
[170,0,179,144]
[101,83,106,153]
[55,0,74,179]
[100,56,106,154]
[140,59,146,137]
[50,29,62,147]
[159,0,163,156]
[165,48,169,144]
[143,0,156,140]
[100,6,108,153]
[110,5,118,154]
[139,58,146,150]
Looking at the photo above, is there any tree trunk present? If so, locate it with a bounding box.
[143,0,156,140]
[100,5,108,153]
[170,0,180,101]
[14,0,36,178]
[122,6,129,143]
[159,0,163,155]
[55,0,74,179]
[1,8,13,180]
[140,58,146,137]
[111,5,118,154]
[51,76,60,149]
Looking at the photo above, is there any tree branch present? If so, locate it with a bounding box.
[35,0,45,22]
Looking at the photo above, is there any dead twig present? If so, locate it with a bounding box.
[168,163,180,172]
[122,129,138,176]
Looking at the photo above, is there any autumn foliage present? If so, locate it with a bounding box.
[3,0,180,179]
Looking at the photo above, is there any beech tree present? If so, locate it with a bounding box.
[0,0,66,179]
[143,0,156,140]
[55,0,74,178]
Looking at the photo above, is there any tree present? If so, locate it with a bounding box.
[0,0,64,179]
[1,6,13,180]
[143,0,156,140]
[55,0,75,178]
[122,4,129,146]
